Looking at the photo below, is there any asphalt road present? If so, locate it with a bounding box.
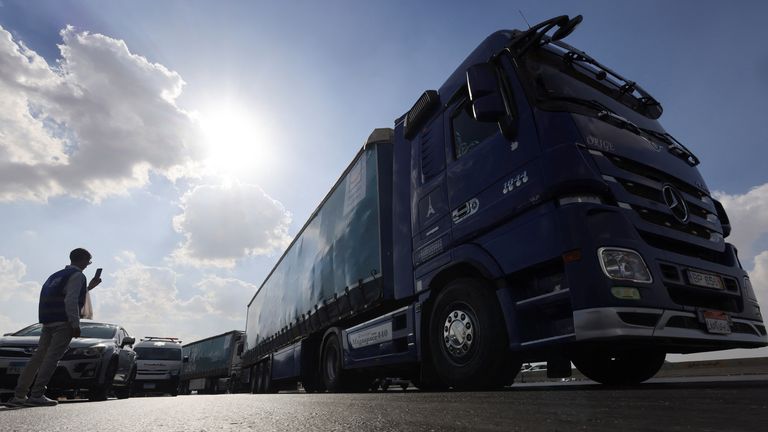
[2,380,767,432]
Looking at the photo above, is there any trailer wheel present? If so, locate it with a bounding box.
[428,278,508,389]
[572,349,666,385]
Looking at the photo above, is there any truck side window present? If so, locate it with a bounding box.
[452,99,499,159]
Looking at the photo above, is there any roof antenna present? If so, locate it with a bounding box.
[518,10,531,29]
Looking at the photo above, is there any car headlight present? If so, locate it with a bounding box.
[66,344,106,358]
[598,247,652,284]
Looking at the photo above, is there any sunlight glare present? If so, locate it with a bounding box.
[199,104,272,180]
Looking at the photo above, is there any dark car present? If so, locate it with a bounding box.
[0,321,137,401]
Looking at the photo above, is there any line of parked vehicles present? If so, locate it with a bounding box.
[0,321,251,401]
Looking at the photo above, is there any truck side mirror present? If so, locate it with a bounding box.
[466,63,506,123]
[183,356,189,363]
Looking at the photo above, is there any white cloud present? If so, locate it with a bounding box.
[750,251,768,318]
[0,25,204,202]
[0,253,258,342]
[171,182,292,268]
[89,252,255,342]
[715,183,768,262]
[0,256,40,302]
[0,256,40,335]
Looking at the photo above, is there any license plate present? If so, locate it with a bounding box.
[687,269,724,289]
[143,383,156,389]
[6,361,27,375]
[703,310,731,334]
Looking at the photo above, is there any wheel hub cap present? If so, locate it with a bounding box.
[443,309,474,357]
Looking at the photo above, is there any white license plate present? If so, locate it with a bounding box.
[6,361,27,375]
[703,311,731,334]
[143,383,156,389]
[688,270,724,289]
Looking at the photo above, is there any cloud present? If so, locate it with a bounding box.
[0,25,204,202]
[89,252,256,342]
[714,183,768,262]
[0,256,40,302]
[714,182,768,315]
[0,252,257,342]
[171,182,292,268]
[750,251,768,319]
[0,256,40,334]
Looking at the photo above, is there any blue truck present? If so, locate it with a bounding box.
[242,15,767,391]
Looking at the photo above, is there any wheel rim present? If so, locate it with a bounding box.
[442,306,476,362]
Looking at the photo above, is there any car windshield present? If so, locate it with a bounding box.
[14,323,117,339]
[519,44,665,132]
[135,347,182,360]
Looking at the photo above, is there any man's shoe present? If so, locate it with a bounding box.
[3,396,28,408]
[24,395,58,406]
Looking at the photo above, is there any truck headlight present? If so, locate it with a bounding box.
[598,247,652,284]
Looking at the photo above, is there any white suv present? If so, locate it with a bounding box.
[132,337,183,396]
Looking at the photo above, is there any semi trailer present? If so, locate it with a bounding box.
[180,330,246,394]
[242,15,766,391]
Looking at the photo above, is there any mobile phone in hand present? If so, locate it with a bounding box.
[95,268,102,279]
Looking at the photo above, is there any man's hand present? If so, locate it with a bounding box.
[72,326,81,338]
[87,277,101,290]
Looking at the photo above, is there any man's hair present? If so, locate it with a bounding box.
[70,248,92,263]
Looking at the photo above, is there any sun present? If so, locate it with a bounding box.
[199,104,273,180]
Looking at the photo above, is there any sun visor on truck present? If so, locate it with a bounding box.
[404,90,440,139]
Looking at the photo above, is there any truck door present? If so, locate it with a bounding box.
[411,113,452,268]
[445,61,538,243]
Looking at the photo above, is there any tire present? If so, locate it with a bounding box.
[114,367,135,399]
[250,366,259,394]
[320,332,369,393]
[114,387,131,399]
[428,278,509,390]
[321,333,344,392]
[572,349,666,385]
[89,361,117,401]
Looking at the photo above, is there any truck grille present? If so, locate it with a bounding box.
[599,154,730,264]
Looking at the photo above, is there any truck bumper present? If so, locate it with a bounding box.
[574,307,768,352]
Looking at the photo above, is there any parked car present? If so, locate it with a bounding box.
[0,321,137,401]
[132,336,183,396]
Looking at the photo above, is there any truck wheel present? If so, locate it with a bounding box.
[250,365,260,394]
[259,361,274,393]
[320,333,370,392]
[321,333,344,392]
[572,349,666,385]
[428,278,508,390]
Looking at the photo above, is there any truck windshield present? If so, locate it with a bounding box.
[135,347,182,360]
[519,44,665,132]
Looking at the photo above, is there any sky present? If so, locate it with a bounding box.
[0,0,767,362]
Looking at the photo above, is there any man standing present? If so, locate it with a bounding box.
[6,248,101,407]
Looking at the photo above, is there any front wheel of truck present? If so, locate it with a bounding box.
[571,349,666,385]
[428,278,509,390]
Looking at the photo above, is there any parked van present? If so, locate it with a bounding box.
[132,337,183,396]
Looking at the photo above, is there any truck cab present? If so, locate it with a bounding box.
[132,337,183,396]
[402,15,765,386]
